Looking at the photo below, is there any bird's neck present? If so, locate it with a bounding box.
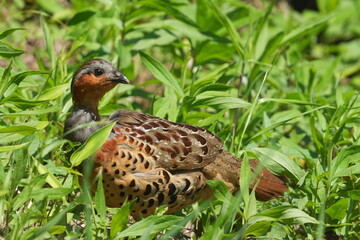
[64,105,102,144]
[74,101,101,121]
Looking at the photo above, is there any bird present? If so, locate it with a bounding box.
[64,59,287,219]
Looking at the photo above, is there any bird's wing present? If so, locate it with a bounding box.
[101,109,224,172]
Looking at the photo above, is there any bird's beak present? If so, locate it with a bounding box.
[109,71,129,84]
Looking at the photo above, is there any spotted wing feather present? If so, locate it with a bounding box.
[108,109,223,170]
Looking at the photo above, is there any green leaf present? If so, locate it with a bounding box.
[195,96,251,109]
[240,155,251,204]
[332,146,360,178]
[281,14,333,45]
[196,42,235,64]
[251,148,304,181]
[30,188,73,201]
[139,51,183,96]
[236,215,276,238]
[1,95,46,109]
[245,221,271,236]
[0,28,25,40]
[0,126,37,135]
[325,198,350,220]
[348,190,360,200]
[0,41,24,58]
[34,161,63,188]
[36,0,64,13]
[0,61,12,100]
[0,142,29,153]
[68,10,96,26]
[48,226,66,235]
[38,84,68,100]
[70,122,116,166]
[141,0,197,27]
[95,174,106,222]
[40,15,54,65]
[33,202,76,239]
[260,206,318,224]
[11,70,46,86]
[114,215,182,239]
[196,0,221,32]
[0,105,60,117]
[12,174,49,210]
[110,201,135,239]
[207,180,233,203]
[207,0,244,59]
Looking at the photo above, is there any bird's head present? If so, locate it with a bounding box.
[71,59,129,110]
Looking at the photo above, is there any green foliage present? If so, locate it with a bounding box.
[1,0,360,239]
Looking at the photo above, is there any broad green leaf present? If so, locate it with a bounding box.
[10,71,46,86]
[192,63,231,89]
[1,95,46,109]
[0,126,36,135]
[114,215,182,239]
[333,164,360,178]
[38,84,68,100]
[317,0,339,13]
[260,206,318,224]
[110,201,135,239]
[196,42,235,64]
[235,215,276,238]
[139,51,183,96]
[332,146,360,178]
[133,29,177,50]
[30,188,73,201]
[48,226,66,235]
[68,10,96,26]
[196,0,221,32]
[0,142,29,153]
[0,133,26,144]
[325,198,350,220]
[70,122,116,166]
[251,148,303,181]
[0,28,25,39]
[244,221,271,236]
[0,105,59,117]
[193,83,233,97]
[348,190,360,200]
[0,41,24,58]
[193,96,251,109]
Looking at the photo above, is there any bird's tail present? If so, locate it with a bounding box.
[202,151,287,201]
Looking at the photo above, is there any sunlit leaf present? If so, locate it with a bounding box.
[251,148,304,181]
[70,122,116,166]
[139,51,183,96]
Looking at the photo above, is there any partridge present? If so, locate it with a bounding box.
[64,59,287,219]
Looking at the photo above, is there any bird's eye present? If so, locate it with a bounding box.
[94,68,104,77]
